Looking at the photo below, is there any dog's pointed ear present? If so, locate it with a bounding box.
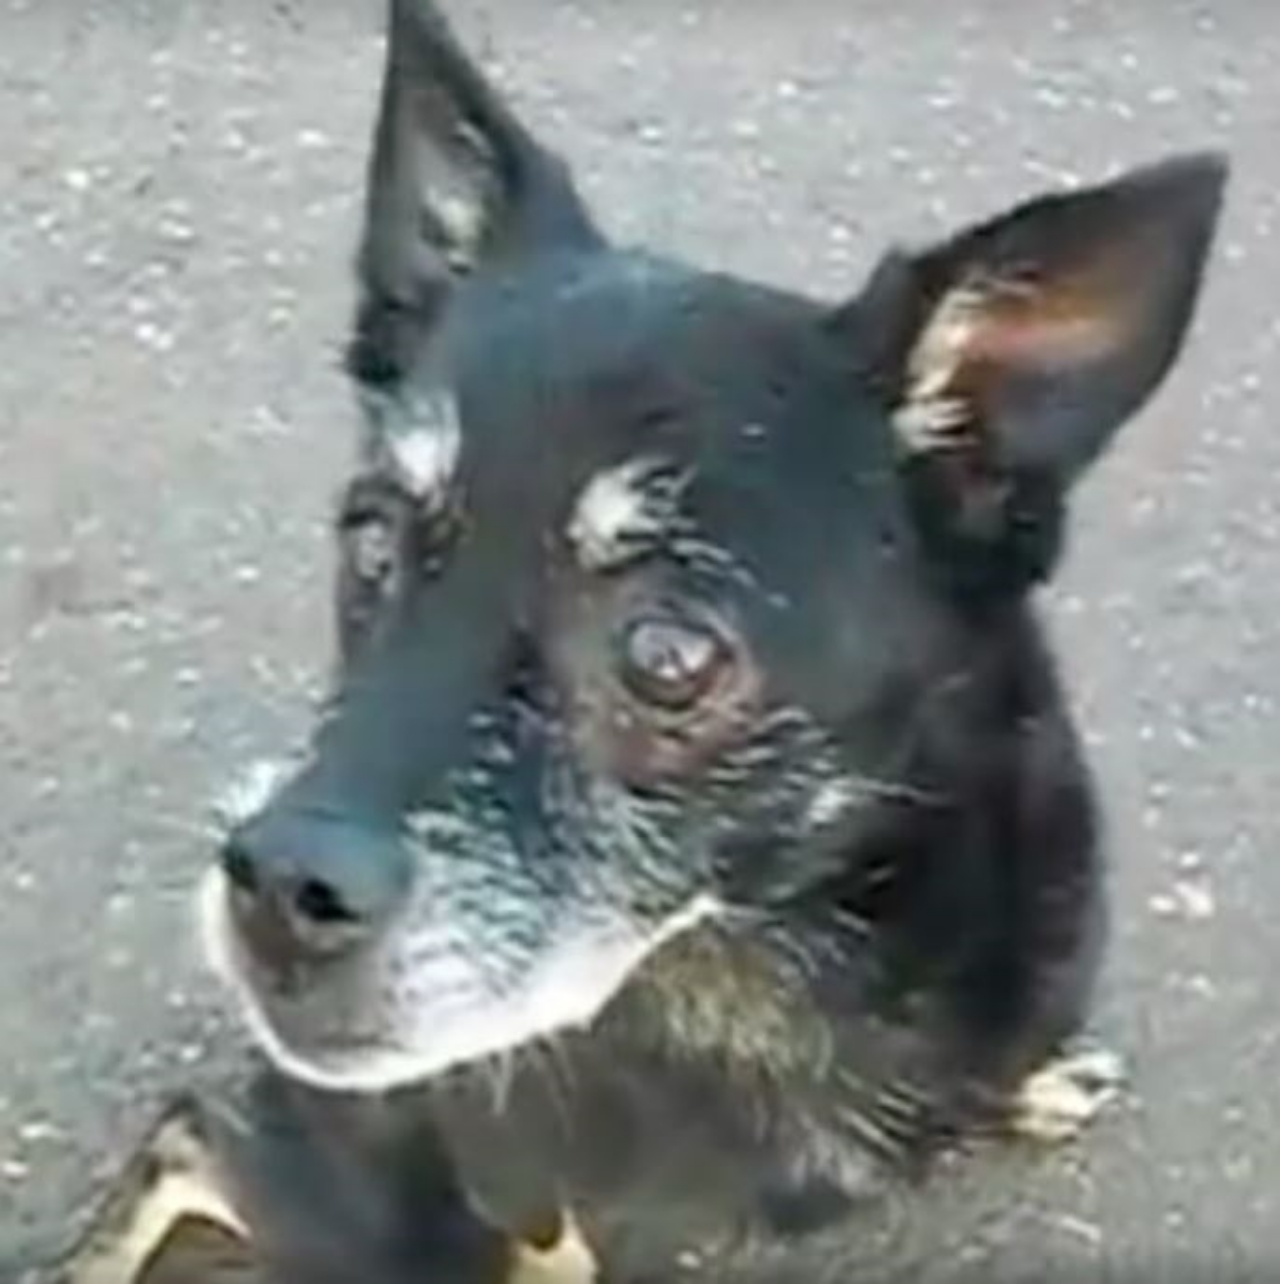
[847,153,1227,592]
[348,0,599,390]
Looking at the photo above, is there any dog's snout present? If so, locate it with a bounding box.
[220,811,411,968]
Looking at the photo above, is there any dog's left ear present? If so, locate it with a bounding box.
[348,0,599,391]
[848,153,1227,591]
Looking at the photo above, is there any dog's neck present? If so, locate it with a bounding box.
[607,612,1091,1125]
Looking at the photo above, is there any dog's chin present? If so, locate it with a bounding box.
[197,869,718,1095]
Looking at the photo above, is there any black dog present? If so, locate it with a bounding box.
[54,2,1226,1281]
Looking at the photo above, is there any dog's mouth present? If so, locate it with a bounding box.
[198,868,717,1094]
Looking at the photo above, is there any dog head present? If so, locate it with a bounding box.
[201,0,1225,1093]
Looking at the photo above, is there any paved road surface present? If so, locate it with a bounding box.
[2,0,1278,1276]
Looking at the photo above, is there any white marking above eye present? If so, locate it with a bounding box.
[383,389,462,505]
[568,455,688,571]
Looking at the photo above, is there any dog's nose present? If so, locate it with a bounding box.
[220,811,411,967]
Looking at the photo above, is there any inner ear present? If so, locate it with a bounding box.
[846,153,1226,596]
[878,152,1227,482]
[895,262,1140,458]
[347,0,600,392]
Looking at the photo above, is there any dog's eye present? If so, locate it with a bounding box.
[618,615,727,711]
[338,470,457,584]
[342,509,397,584]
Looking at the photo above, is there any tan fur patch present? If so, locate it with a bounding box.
[1012,1046,1126,1144]
[509,1210,598,1284]
[59,1107,246,1284]
[894,267,1129,453]
[893,281,989,451]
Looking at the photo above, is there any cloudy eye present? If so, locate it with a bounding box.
[335,475,414,659]
[342,508,398,585]
[618,614,728,712]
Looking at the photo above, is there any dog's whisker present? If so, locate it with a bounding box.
[148,812,222,842]
[480,1046,517,1115]
[524,1035,578,1136]
[844,775,945,806]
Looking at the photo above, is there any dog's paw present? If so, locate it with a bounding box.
[508,1210,597,1284]
[1010,1045,1127,1144]
[54,1096,248,1284]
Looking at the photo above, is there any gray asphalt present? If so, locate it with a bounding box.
[2,0,1278,1277]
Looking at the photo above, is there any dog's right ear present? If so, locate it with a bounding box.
[347,0,599,391]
